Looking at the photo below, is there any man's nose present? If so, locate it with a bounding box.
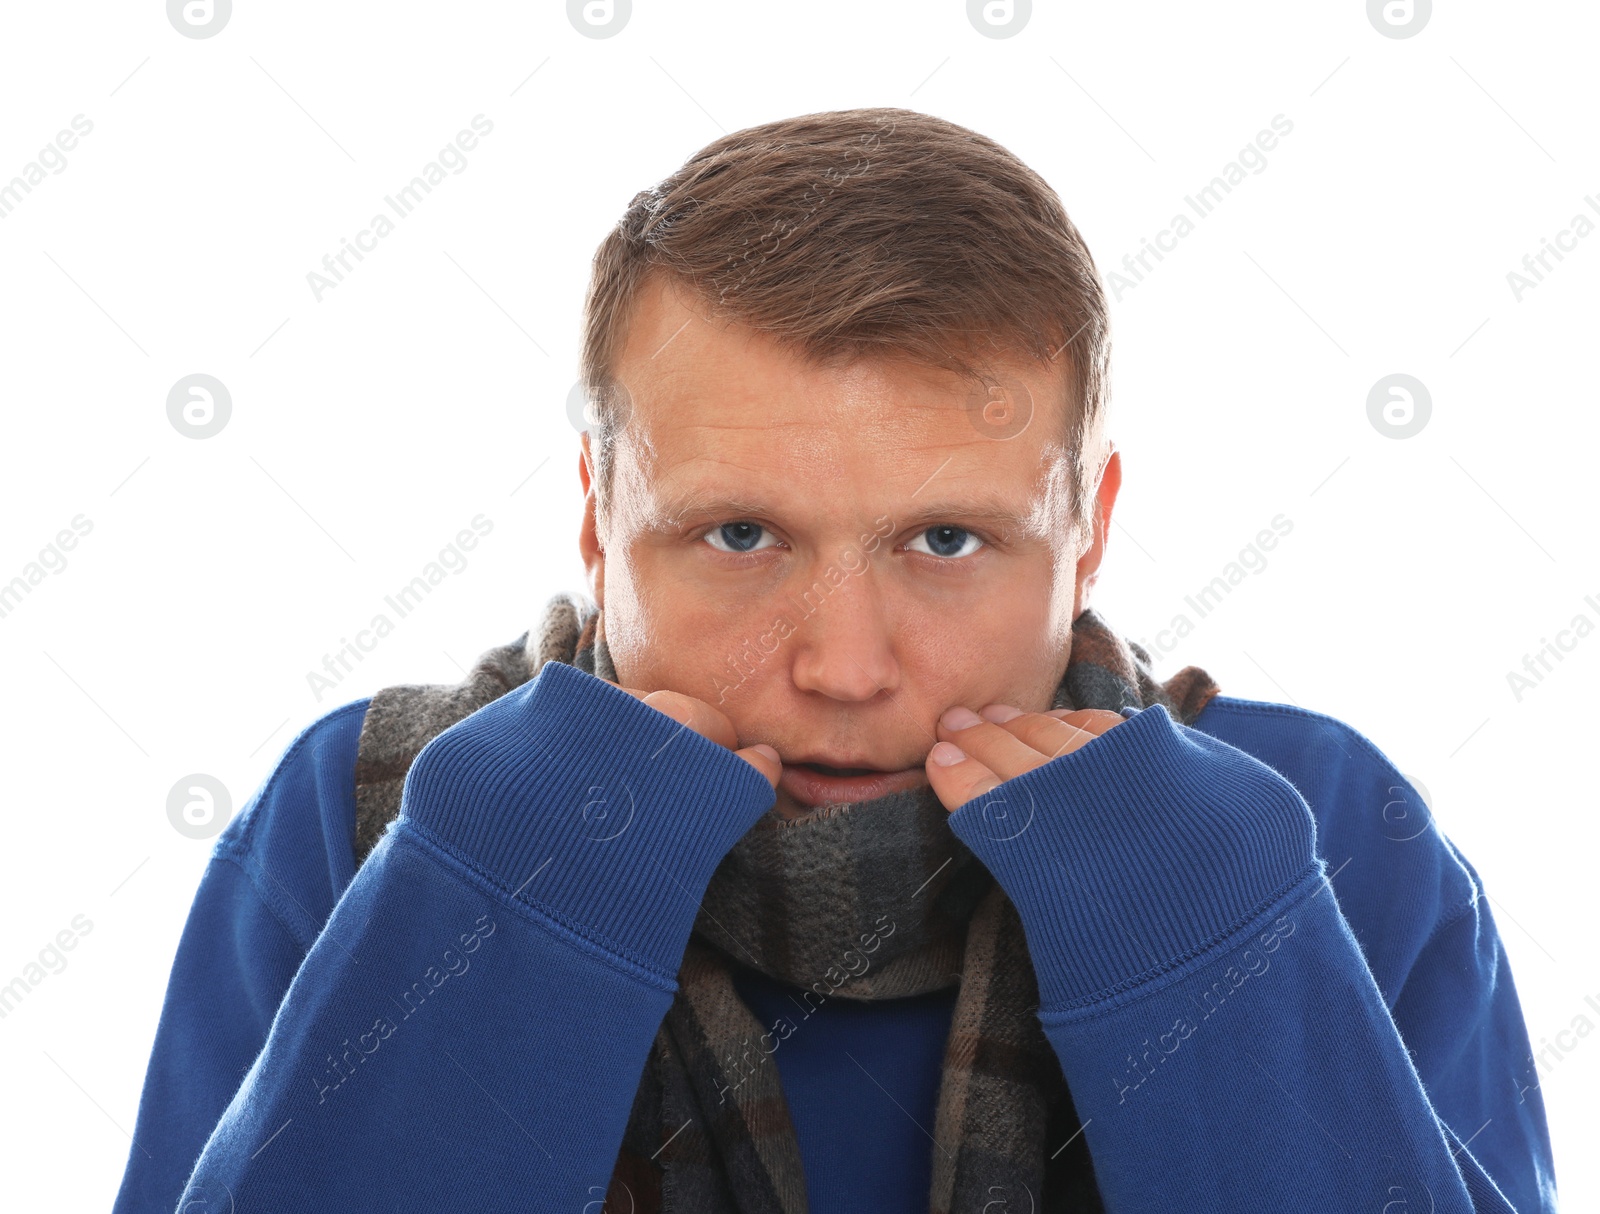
[786,570,900,703]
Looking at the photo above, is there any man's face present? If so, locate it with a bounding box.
[579,276,1119,820]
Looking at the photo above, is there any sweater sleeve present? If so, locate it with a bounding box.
[111,699,370,1214]
[113,659,776,1214]
[946,702,1556,1214]
[107,851,315,1213]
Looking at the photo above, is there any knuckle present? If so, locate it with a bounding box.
[642,689,694,722]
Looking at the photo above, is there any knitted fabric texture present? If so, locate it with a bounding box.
[351,591,1221,1213]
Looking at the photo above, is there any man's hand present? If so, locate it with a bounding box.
[600,679,783,790]
[925,704,1127,813]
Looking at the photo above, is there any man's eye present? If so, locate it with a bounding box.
[907,525,985,559]
[703,521,777,554]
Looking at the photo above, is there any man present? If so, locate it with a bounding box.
[113,108,1556,1213]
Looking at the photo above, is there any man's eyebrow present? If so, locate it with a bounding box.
[645,491,1040,538]
[645,493,772,533]
[895,498,1039,536]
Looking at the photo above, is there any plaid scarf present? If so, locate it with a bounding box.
[352,591,1220,1213]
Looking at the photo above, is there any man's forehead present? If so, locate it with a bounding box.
[621,354,985,430]
[613,275,1069,418]
[611,353,1068,461]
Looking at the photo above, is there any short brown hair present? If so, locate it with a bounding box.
[579,106,1111,544]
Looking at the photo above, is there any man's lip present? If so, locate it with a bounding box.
[778,762,927,808]
[791,760,886,776]
[784,755,904,773]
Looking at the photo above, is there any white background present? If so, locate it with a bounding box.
[0,1,1594,1208]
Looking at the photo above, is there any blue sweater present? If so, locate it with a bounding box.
[111,658,1557,1213]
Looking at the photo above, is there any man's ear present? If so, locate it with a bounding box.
[577,432,594,496]
[1072,442,1121,616]
[578,433,605,604]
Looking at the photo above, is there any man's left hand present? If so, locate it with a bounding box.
[925,704,1128,814]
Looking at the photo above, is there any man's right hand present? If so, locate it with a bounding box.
[600,680,783,790]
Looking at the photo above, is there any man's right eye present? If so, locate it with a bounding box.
[702,522,778,554]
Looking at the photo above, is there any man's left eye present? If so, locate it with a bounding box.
[907,525,984,559]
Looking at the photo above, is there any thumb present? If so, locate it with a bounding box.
[736,743,782,789]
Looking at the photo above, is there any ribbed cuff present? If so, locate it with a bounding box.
[399,659,777,978]
[946,703,1316,1010]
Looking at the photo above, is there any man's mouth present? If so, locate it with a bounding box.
[799,761,879,777]
[777,758,928,808]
